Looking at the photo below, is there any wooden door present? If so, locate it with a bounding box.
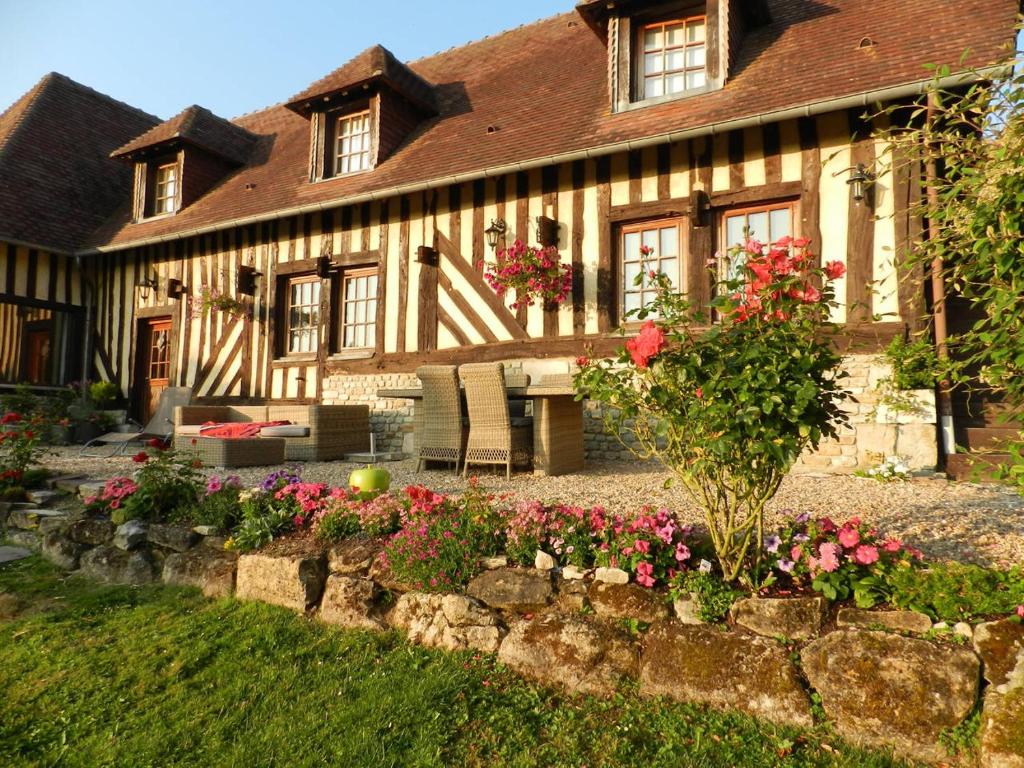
[141,318,172,423]
[23,327,51,384]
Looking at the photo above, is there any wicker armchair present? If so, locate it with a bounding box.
[415,365,465,473]
[460,362,533,479]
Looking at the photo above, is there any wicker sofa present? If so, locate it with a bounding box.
[173,404,370,462]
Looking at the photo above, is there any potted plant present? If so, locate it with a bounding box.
[191,288,248,320]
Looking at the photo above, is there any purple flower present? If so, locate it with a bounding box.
[794,512,811,524]
[764,534,782,554]
[793,533,810,543]
[777,558,795,573]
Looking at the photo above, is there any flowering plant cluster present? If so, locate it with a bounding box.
[577,236,849,583]
[84,477,139,516]
[482,239,573,311]
[0,411,47,491]
[503,500,610,568]
[860,455,912,482]
[314,491,404,541]
[112,443,204,524]
[184,475,244,531]
[600,507,701,588]
[760,512,924,607]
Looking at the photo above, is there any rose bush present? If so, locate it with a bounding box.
[577,236,849,583]
[482,239,572,311]
[0,411,47,493]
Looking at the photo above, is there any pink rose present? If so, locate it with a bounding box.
[824,260,846,280]
[625,321,667,369]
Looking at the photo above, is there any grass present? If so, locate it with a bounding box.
[0,557,909,768]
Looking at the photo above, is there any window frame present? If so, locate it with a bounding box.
[153,162,178,215]
[337,266,378,352]
[617,216,687,327]
[718,200,799,283]
[281,274,322,357]
[332,109,373,177]
[636,14,708,102]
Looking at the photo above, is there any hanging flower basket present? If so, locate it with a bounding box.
[482,239,572,311]
[191,288,248,320]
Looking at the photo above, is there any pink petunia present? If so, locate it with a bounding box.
[853,545,879,565]
[837,526,860,549]
[881,538,903,553]
[818,542,841,573]
[675,542,691,563]
[635,561,655,588]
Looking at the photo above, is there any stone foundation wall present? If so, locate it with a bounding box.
[322,354,939,472]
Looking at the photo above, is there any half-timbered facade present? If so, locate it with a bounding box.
[0,0,1018,468]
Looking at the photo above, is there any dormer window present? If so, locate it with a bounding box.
[153,162,178,215]
[334,110,372,176]
[639,15,706,99]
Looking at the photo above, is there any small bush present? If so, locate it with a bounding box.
[883,336,939,391]
[599,507,702,588]
[314,509,362,543]
[89,380,120,408]
[228,490,296,552]
[884,562,1024,622]
[177,475,244,530]
[113,445,203,523]
[671,570,742,623]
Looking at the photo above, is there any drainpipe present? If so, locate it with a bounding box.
[925,93,956,458]
[75,255,93,402]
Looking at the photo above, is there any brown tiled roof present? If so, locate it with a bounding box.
[86,0,1018,251]
[0,72,159,253]
[111,104,257,165]
[285,45,438,116]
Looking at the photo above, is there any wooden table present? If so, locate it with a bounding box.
[376,385,585,476]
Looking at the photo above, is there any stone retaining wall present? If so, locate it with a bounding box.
[322,355,939,472]
[10,498,1019,766]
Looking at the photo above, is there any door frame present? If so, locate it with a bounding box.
[132,314,174,423]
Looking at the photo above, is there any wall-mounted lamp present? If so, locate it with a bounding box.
[237,265,262,296]
[316,255,333,279]
[136,272,158,302]
[484,218,507,251]
[415,246,439,266]
[166,278,186,301]
[835,163,875,205]
[535,216,559,248]
[693,190,711,228]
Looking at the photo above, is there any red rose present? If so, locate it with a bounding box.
[1,412,21,425]
[793,237,810,248]
[146,437,165,450]
[626,320,667,369]
[132,451,149,463]
[575,356,589,367]
[824,260,846,280]
[639,244,655,257]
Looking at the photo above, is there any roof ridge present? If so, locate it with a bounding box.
[406,10,576,66]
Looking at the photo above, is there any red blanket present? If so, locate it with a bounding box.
[198,420,291,439]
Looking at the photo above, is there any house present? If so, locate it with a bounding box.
[0,0,1018,470]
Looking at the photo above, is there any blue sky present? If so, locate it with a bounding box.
[0,0,567,120]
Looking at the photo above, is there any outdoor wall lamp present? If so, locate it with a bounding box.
[484,218,507,251]
[237,265,262,296]
[837,163,875,204]
[535,215,559,247]
[166,278,186,301]
[136,272,158,301]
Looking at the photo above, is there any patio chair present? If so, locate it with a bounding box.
[460,362,533,480]
[415,365,465,473]
[80,386,193,457]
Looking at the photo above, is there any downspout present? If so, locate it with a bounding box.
[925,93,956,458]
[74,255,93,402]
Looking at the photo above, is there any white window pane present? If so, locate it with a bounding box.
[356,327,366,348]
[345,301,355,323]
[726,216,746,248]
[747,212,769,243]
[368,275,378,295]
[644,52,663,76]
[686,70,706,90]
[365,324,375,348]
[624,291,642,313]
[344,327,354,347]
[688,20,706,43]
[645,76,664,98]
[666,74,687,94]
[660,259,678,286]
[644,27,662,50]
[624,261,641,287]
[367,299,376,319]
[665,23,685,48]
[666,49,685,72]
[641,229,659,252]
[356,301,366,324]
[660,226,678,256]
[770,208,792,241]
[624,231,641,258]
[686,45,706,68]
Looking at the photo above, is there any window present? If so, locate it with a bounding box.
[285,276,321,354]
[154,162,178,215]
[639,16,707,100]
[340,267,377,349]
[620,218,684,319]
[334,111,372,176]
[721,202,796,280]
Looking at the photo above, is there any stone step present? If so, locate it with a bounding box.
[0,545,33,564]
[50,475,89,493]
[77,481,105,500]
[8,509,69,531]
[962,426,1019,451]
[26,489,61,505]
[946,452,1012,482]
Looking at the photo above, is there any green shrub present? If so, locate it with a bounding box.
[89,380,120,408]
[671,571,742,623]
[170,479,243,531]
[228,491,296,552]
[115,446,203,524]
[315,509,362,543]
[884,562,1024,622]
[883,336,938,390]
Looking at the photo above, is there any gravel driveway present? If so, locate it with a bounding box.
[43,448,1024,568]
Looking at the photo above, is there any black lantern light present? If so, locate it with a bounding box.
[136,271,158,301]
[484,218,507,251]
[845,163,874,204]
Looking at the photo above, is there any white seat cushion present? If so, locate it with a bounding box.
[176,424,205,436]
[259,424,310,438]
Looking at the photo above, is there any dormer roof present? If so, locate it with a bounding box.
[285,44,438,117]
[111,104,256,165]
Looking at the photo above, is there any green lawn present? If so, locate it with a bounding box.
[0,557,907,768]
